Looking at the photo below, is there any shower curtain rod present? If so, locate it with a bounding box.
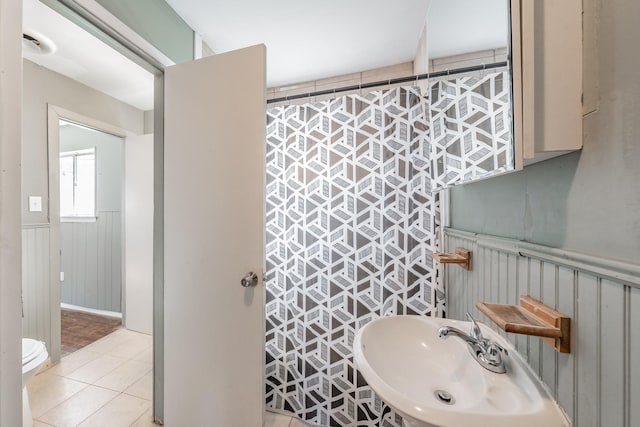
[267,61,509,104]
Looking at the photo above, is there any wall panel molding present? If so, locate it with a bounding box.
[60,211,122,312]
[447,228,640,287]
[22,226,54,354]
[445,227,640,426]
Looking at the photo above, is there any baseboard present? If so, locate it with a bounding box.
[60,303,122,319]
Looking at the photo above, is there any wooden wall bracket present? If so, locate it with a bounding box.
[476,296,571,353]
[431,247,471,270]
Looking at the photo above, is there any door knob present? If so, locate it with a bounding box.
[240,272,258,288]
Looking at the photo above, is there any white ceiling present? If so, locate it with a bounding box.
[22,0,155,111]
[427,0,509,59]
[166,0,508,87]
[166,0,431,87]
[21,0,508,110]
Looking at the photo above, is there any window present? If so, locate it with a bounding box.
[60,148,96,219]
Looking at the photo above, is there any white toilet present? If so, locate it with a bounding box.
[22,338,48,427]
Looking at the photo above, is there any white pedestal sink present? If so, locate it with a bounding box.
[354,316,569,427]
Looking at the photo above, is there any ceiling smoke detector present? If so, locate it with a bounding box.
[22,29,56,55]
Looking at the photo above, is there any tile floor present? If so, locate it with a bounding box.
[28,328,154,427]
[29,327,312,427]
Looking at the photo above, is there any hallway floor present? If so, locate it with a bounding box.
[29,328,153,426]
[60,308,122,357]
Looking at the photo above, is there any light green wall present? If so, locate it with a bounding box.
[451,152,579,247]
[95,0,194,63]
[450,0,640,264]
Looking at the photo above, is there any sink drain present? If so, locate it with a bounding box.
[434,389,455,405]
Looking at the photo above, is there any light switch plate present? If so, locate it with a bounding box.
[28,196,42,212]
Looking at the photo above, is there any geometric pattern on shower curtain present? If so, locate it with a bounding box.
[429,70,514,190]
[265,87,441,427]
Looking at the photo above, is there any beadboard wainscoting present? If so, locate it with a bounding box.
[445,228,640,427]
[61,211,123,313]
[22,224,60,362]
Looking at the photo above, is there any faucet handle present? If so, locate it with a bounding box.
[477,341,509,373]
[487,341,508,357]
[466,311,484,341]
[483,341,509,367]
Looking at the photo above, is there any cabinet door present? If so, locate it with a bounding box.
[163,45,266,426]
[521,0,582,162]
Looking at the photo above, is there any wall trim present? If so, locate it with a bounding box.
[43,0,173,72]
[61,302,122,319]
[23,223,51,229]
[47,104,132,363]
[446,228,640,287]
[445,227,639,426]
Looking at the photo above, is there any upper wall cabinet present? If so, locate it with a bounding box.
[426,0,583,191]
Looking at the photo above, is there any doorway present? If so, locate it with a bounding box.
[58,120,125,357]
[8,0,169,423]
[21,0,156,352]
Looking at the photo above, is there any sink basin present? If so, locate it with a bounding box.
[354,316,568,427]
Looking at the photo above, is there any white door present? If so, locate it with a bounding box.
[163,45,266,426]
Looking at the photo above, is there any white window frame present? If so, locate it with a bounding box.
[60,147,98,222]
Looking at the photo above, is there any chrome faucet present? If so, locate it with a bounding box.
[437,312,508,374]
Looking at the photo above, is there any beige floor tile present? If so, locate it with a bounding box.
[107,338,151,359]
[66,354,127,384]
[124,371,152,400]
[265,411,292,427]
[130,407,155,427]
[82,328,138,354]
[48,348,102,377]
[27,370,62,395]
[132,346,153,364]
[30,328,158,427]
[28,374,88,418]
[78,393,151,427]
[111,328,143,339]
[81,335,123,354]
[128,330,152,344]
[37,385,118,427]
[94,359,151,392]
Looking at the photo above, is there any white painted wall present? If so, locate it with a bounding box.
[0,0,24,424]
[125,134,154,334]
